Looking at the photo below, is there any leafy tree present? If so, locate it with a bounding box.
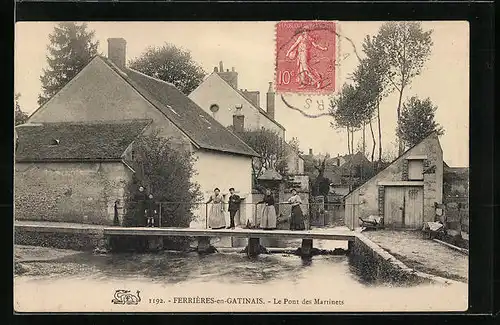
[354,38,391,163]
[330,83,372,160]
[310,157,331,197]
[123,131,202,228]
[397,96,444,148]
[129,43,206,95]
[38,22,99,106]
[14,93,29,126]
[231,127,288,182]
[371,22,433,154]
[288,137,301,154]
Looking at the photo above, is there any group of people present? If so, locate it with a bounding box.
[206,187,306,231]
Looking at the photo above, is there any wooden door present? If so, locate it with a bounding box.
[384,187,405,227]
[404,187,424,228]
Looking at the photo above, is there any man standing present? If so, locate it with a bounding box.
[133,185,147,227]
[146,193,155,227]
[227,188,241,229]
[113,200,121,226]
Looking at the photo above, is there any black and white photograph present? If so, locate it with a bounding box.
[14,21,469,312]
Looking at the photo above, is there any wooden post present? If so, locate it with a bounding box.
[205,203,208,229]
[301,239,313,256]
[247,237,260,257]
[148,236,163,251]
[197,236,211,254]
[158,202,162,228]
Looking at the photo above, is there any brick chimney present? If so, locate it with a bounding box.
[232,105,244,133]
[107,38,127,68]
[309,148,313,155]
[242,90,260,107]
[266,81,275,119]
[217,61,238,89]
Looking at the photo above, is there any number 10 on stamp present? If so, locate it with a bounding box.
[275,20,337,94]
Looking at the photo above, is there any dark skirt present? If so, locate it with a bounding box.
[290,205,305,230]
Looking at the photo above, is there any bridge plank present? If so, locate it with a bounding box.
[102,227,356,241]
[15,222,356,241]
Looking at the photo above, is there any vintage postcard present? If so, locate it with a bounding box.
[14,21,469,313]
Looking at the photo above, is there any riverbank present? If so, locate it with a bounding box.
[13,244,468,312]
[362,230,468,283]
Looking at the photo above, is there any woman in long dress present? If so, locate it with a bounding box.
[206,188,226,229]
[257,189,277,230]
[288,189,305,230]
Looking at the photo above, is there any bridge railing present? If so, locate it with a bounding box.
[122,201,359,229]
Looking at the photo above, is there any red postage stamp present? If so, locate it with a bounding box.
[275,20,337,94]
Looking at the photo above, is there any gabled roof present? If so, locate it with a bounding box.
[15,119,152,162]
[258,169,283,181]
[97,57,259,158]
[344,131,441,198]
[210,72,286,131]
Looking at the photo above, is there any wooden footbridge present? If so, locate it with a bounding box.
[15,221,356,257]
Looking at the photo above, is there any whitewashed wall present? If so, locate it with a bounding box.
[189,73,285,138]
[190,149,253,228]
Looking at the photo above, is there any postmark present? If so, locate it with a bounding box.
[275,20,337,95]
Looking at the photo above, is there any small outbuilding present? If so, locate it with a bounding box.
[344,132,444,230]
[14,120,151,224]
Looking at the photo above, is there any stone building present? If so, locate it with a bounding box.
[189,61,304,175]
[15,120,150,224]
[16,38,259,227]
[344,132,444,230]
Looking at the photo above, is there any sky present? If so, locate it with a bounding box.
[14,21,469,167]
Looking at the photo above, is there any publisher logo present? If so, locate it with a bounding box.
[111,290,141,305]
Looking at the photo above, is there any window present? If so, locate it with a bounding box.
[408,159,424,180]
[209,104,219,113]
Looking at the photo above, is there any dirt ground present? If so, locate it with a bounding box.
[362,230,468,283]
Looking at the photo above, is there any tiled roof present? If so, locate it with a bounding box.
[15,119,152,162]
[258,169,283,181]
[101,57,259,157]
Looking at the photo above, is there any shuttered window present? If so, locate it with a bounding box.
[408,160,424,180]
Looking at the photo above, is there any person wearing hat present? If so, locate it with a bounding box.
[227,187,241,229]
[146,193,155,227]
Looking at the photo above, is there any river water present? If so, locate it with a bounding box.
[14,237,467,313]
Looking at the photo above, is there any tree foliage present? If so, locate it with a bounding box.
[129,43,206,95]
[288,137,301,154]
[15,93,29,126]
[232,127,288,181]
[397,96,444,148]
[38,22,99,106]
[123,131,202,227]
[370,22,433,154]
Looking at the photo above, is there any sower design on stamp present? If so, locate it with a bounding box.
[276,21,337,94]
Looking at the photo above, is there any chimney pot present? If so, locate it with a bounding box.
[107,38,127,68]
[233,113,244,133]
[219,61,224,72]
[232,67,235,72]
[214,67,218,72]
[309,149,313,155]
[266,81,276,119]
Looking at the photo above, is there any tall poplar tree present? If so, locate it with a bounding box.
[38,22,99,106]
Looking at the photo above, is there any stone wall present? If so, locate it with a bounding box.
[15,162,132,225]
[350,234,457,285]
[344,133,443,228]
[15,227,105,252]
